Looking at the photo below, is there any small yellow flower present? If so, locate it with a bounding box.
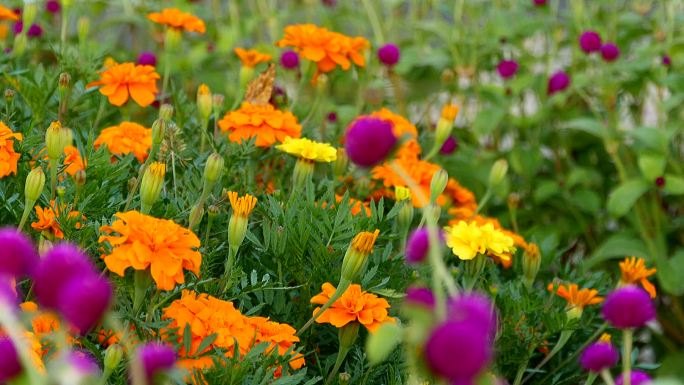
[440,104,460,121]
[276,137,337,163]
[395,186,411,201]
[227,191,257,217]
[444,220,515,262]
[599,333,612,343]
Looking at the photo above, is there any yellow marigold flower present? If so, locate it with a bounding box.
[276,137,337,163]
[63,145,86,177]
[548,282,604,310]
[31,200,84,239]
[441,104,460,121]
[444,220,516,262]
[599,333,612,343]
[310,282,394,333]
[227,191,257,218]
[147,8,206,33]
[234,48,272,68]
[99,211,201,291]
[619,256,657,298]
[0,5,19,21]
[0,121,22,178]
[395,186,411,201]
[87,62,160,107]
[276,24,370,80]
[94,122,152,163]
[218,102,302,147]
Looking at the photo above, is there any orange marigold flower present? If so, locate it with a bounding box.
[87,62,160,107]
[444,178,478,212]
[368,108,421,159]
[99,211,201,291]
[372,155,441,208]
[248,317,305,370]
[94,122,152,163]
[147,8,206,33]
[234,48,272,68]
[63,145,86,176]
[335,194,371,217]
[218,102,301,147]
[31,200,84,239]
[0,5,19,21]
[311,282,394,333]
[619,257,657,298]
[0,121,23,178]
[276,24,370,79]
[548,282,603,310]
[20,301,70,355]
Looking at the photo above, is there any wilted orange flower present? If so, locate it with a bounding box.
[311,282,394,333]
[99,211,201,291]
[620,257,656,298]
[63,145,86,176]
[31,200,84,239]
[0,121,22,178]
[0,6,18,21]
[548,282,603,310]
[218,102,301,147]
[87,62,160,107]
[277,24,370,80]
[234,48,272,68]
[94,122,152,163]
[147,8,206,33]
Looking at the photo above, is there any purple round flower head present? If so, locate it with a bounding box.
[533,0,547,6]
[66,350,100,375]
[327,112,338,122]
[406,228,429,264]
[139,343,176,383]
[662,55,672,67]
[0,228,39,278]
[321,0,337,6]
[579,341,619,372]
[602,286,655,329]
[440,136,458,155]
[547,71,571,95]
[447,292,497,340]
[655,176,665,187]
[378,44,401,67]
[0,281,18,308]
[405,287,435,309]
[58,275,112,334]
[425,320,493,381]
[137,51,157,67]
[33,243,97,310]
[615,370,652,385]
[280,50,300,69]
[15,22,43,38]
[344,117,397,167]
[497,60,519,79]
[600,43,620,62]
[46,0,61,13]
[579,31,602,53]
[0,337,22,382]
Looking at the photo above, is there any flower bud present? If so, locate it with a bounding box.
[397,202,414,233]
[159,104,174,121]
[293,159,314,191]
[366,322,402,365]
[429,169,448,203]
[127,176,137,193]
[140,162,165,212]
[188,204,204,231]
[203,153,224,185]
[316,74,329,92]
[395,186,411,202]
[4,89,14,102]
[103,344,124,376]
[488,159,508,188]
[340,230,380,283]
[227,192,257,254]
[333,148,349,177]
[46,121,73,160]
[77,17,89,43]
[13,34,27,55]
[197,84,212,122]
[59,72,71,90]
[338,322,360,350]
[164,27,182,52]
[56,185,66,198]
[434,104,458,152]
[74,169,86,187]
[522,243,540,288]
[25,167,46,203]
[207,205,220,217]
[212,94,224,111]
[22,3,38,29]
[338,373,351,385]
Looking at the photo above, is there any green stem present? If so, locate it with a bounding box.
[522,329,574,384]
[622,329,633,385]
[325,346,351,385]
[474,188,492,215]
[17,200,35,231]
[49,158,58,199]
[290,61,311,111]
[600,370,616,385]
[133,270,151,315]
[297,279,351,336]
[360,0,385,45]
[60,8,68,56]
[512,358,529,385]
[161,47,171,99]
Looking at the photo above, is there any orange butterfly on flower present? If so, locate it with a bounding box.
[87,62,160,107]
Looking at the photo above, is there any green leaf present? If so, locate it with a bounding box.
[584,233,649,270]
[657,250,684,296]
[366,322,402,365]
[561,118,605,138]
[607,179,650,217]
[570,189,601,214]
[473,107,505,135]
[637,154,666,181]
[533,180,560,204]
[663,175,684,195]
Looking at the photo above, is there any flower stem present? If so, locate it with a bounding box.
[17,200,35,231]
[133,270,151,315]
[600,370,616,385]
[49,158,58,199]
[325,345,351,385]
[622,329,633,385]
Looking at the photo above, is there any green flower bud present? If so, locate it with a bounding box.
[188,204,205,231]
[74,169,86,187]
[77,17,90,43]
[292,159,314,191]
[226,191,257,254]
[22,2,38,29]
[59,73,71,91]
[45,121,72,160]
[159,104,174,121]
[140,162,166,212]
[4,89,14,102]
[429,169,448,203]
[103,344,124,376]
[56,185,66,198]
[212,94,225,111]
[204,153,224,185]
[338,373,351,385]
[333,148,349,177]
[197,84,213,122]
[340,230,379,283]
[207,204,220,217]
[164,27,182,52]
[338,322,360,350]
[25,167,46,203]
[13,34,27,56]
[366,322,402,365]
[522,243,541,288]
[488,159,508,188]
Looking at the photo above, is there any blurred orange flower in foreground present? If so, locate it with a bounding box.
[94,121,152,163]
[87,63,160,107]
[234,48,272,68]
[147,8,206,33]
[99,211,201,291]
[311,282,394,333]
[0,5,19,21]
[0,121,22,178]
[218,102,301,147]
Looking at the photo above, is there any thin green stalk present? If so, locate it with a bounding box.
[522,329,574,384]
[474,188,492,215]
[360,0,385,45]
[18,201,35,231]
[161,47,171,99]
[49,158,58,199]
[622,329,633,385]
[600,370,616,385]
[290,61,311,111]
[60,8,68,56]
[324,346,351,385]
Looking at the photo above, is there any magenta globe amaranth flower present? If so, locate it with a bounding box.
[280,50,300,69]
[579,341,619,372]
[600,43,620,62]
[0,337,22,382]
[602,286,655,329]
[547,71,570,95]
[46,0,61,13]
[406,228,429,264]
[579,31,602,53]
[615,370,652,385]
[344,117,397,167]
[425,320,493,382]
[405,286,435,309]
[32,243,97,309]
[14,22,43,38]
[58,275,112,334]
[533,0,547,6]
[662,55,672,67]
[139,343,176,383]
[378,43,400,67]
[66,350,101,376]
[447,292,497,340]
[497,60,519,79]
[440,136,458,155]
[327,112,338,122]
[0,227,40,278]
[137,51,157,66]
